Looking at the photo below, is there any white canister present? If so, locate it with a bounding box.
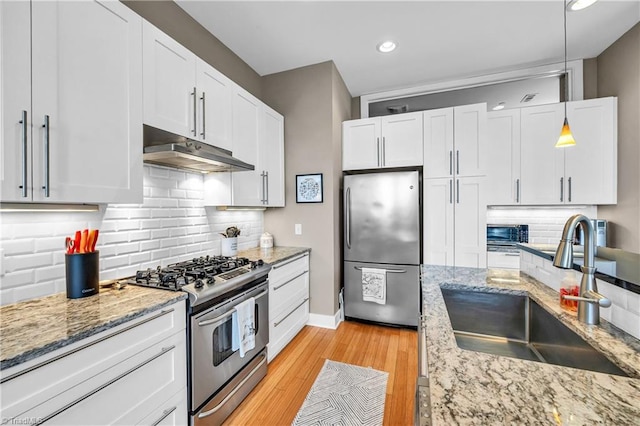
[221,237,238,256]
[260,232,274,249]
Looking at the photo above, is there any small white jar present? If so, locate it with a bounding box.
[260,232,274,249]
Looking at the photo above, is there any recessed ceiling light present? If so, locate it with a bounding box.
[492,102,506,111]
[377,41,397,53]
[567,0,598,11]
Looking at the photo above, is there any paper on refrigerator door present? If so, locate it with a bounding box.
[361,268,387,305]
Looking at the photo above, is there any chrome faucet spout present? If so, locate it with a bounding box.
[554,215,609,325]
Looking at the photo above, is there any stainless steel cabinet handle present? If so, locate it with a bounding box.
[376,137,381,167]
[456,150,460,175]
[198,353,267,418]
[354,266,406,273]
[200,91,206,139]
[456,179,460,204]
[150,406,177,426]
[271,252,309,269]
[449,151,453,175]
[191,87,197,136]
[197,289,268,327]
[260,171,266,204]
[273,270,308,291]
[516,178,520,203]
[19,110,27,198]
[274,298,309,327]
[382,136,386,166]
[37,345,176,425]
[560,177,564,202]
[449,180,452,204]
[568,177,572,202]
[42,115,50,197]
[346,187,351,249]
[504,253,520,257]
[265,170,269,204]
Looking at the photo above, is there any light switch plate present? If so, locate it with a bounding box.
[295,224,302,235]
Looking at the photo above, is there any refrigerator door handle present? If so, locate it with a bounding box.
[346,187,351,249]
[354,266,407,274]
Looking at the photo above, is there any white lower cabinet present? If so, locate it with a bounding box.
[268,253,310,362]
[0,303,187,426]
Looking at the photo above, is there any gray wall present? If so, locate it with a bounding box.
[596,23,640,253]
[262,61,351,316]
[122,0,262,99]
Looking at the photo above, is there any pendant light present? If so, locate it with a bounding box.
[556,0,576,147]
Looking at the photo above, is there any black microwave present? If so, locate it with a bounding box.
[487,224,529,246]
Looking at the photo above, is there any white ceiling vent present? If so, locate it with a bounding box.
[520,93,538,103]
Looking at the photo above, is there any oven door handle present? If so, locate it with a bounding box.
[197,289,268,327]
[197,352,267,419]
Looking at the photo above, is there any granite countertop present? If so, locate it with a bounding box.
[0,286,186,371]
[421,265,640,425]
[238,246,310,265]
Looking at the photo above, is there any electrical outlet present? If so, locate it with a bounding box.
[295,224,302,235]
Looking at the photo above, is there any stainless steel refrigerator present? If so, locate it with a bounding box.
[343,170,421,327]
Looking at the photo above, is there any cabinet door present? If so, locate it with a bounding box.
[423,108,454,178]
[423,178,455,266]
[520,103,565,205]
[143,20,196,139]
[565,97,617,205]
[31,0,142,203]
[454,103,486,177]
[381,112,423,167]
[262,105,285,207]
[231,87,261,206]
[486,110,521,205]
[0,1,32,202]
[342,118,380,170]
[454,177,487,268]
[196,60,232,151]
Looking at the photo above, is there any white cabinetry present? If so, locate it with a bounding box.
[1,303,187,425]
[342,112,423,171]
[423,103,486,268]
[520,98,617,205]
[1,0,143,204]
[268,253,310,362]
[143,21,233,151]
[486,109,521,205]
[261,105,285,207]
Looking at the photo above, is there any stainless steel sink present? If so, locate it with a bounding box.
[441,288,630,377]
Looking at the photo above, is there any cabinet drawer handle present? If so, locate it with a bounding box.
[568,177,572,202]
[376,137,381,167]
[150,406,177,426]
[560,177,564,202]
[273,270,308,291]
[449,151,453,175]
[516,178,520,203]
[354,266,406,273]
[19,111,28,198]
[271,253,309,269]
[191,87,197,136]
[265,171,269,204]
[382,136,386,166]
[42,115,50,197]
[36,345,176,425]
[200,91,206,139]
[456,179,460,204]
[274,298,309,327]
[456,150,460,175]
[449,179,452,204]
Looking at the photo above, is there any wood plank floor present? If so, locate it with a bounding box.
[223,321,417,426]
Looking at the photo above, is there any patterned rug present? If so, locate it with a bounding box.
[292,360,389,426]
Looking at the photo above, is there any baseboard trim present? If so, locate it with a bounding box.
[307,311,342,330]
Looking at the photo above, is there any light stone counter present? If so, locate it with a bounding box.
[0,286,186,370]
[421,265,640,425]
[238,246,310,265]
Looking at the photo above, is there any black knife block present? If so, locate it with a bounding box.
[65,251,100,299]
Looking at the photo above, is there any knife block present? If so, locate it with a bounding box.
[65,251,100,299]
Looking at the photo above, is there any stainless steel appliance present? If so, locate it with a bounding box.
[486,224,528,269]
[343,170,421,327]
[576,219,607,247]
[130,256,271,426]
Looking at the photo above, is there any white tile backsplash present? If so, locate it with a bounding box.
[0,165,263,306]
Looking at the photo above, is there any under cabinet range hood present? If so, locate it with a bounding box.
[142,125,254,173]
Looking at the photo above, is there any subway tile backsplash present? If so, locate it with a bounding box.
[0,165,263,306]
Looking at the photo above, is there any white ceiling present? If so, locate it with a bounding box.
[176,0,640,97]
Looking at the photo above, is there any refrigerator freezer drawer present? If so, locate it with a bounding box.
[343,261,420,327]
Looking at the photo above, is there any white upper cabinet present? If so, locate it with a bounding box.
[520,98,617,205]
[423,103,486,178]
[196,61,233,152]
[261,105,285,207]
[486,109,521,205]
[1,0,143,204]
[342,112,423,171]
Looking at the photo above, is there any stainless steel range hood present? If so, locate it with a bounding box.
[143,125,254,173]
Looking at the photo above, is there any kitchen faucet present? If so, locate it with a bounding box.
[553,214,611,325]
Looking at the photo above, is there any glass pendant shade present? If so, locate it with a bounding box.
[556,117,577,147]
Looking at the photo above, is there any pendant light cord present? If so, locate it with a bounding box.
[564,0,568,117]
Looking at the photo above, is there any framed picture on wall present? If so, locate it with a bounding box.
[296,173,323,203]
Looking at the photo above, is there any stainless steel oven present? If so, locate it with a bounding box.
[191,281,269,426]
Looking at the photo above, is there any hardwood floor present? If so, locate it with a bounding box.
[223,321,418,426]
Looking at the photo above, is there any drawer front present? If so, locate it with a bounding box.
[487,251,520,269]
[270,270,309,319]
[2,302,186,419]
[138,388,188,426]
[268,295,309,362]
[268,254,309,287]
[42,331,186,425]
